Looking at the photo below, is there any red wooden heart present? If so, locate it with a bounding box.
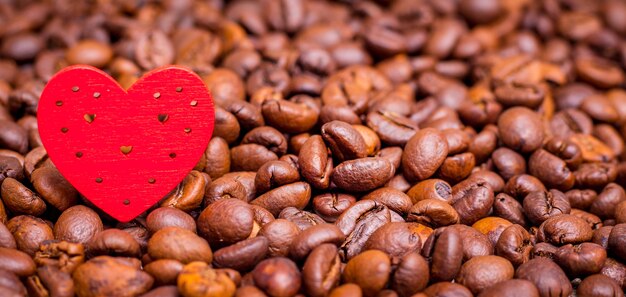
[38,65,214,222]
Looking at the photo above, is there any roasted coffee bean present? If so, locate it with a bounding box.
[204,175,247,206]
[146,207,196,234]
[0,268,27,296]
[566,189,597,210]
[321,121,368,162]
[402,128,449,182]
[608,224,626,261]
[577,274,624,297]
[312,193,356,223]
[574,162,618,189]
[555,242,607,277]
[446,224,494,260]
[469,170,505,193]
[537,214,593,245]
[262,99,319,134]
[476,279,539,297]
[437,152,475,183]
[364,222,422,258]
[144,259,183,285]
[331,157,394,192]
[422,227,463,282]
[162,170,207,211]
[469,125,498,164]
[254,160,300,194]
[376,147,403,171]
[569,134,616,164]
[213,236,269,272]
[528,149,575,191]
[343,250,390,297]
[0,246,36,276]
[290,223,345,261]
[198,198,255,247]
[406,179,452,204]
[0,157,24,186]
[335,201,391,260]
[531,242,559,260]
[493,193,528,227]
[259,219,300,257]
[472,217,513,247]
[600,258,626,290]
[31,166,79,211]
[231,143,278,172]
[422,282,472,297]
[279,207,325,231]
[571,208,603,230]
[456,255,514,294]
[7,215,53,256]
[389,252,429,296]
[523,190,571,225]
[73,256,153,297]
[177,261,236,297]
[593,226,614,249]
[515,258,572,297]
[591,183,626,219]
[362,187,412,216]
[25,265,74,297]
[298,135,332,190]
[203,137,231,180]
[1,178,45,216]
[491,148,526,181]
[498,107,544,153]
[495,224,532,267]
[617,201,626,224]
[148,227,212,264]
[504,174,547,200]
[252,258,301,297]
[450,178,494,225]
[408,199,460,228]
[0,221,16,249]
[213,107,241,145]
[34,241,84,273]
[251,182,311,216]
[302,244,341,297]
[87,229,141,258]
[53,205,103,245]
[365,111,418,147]
[66,40,113,68]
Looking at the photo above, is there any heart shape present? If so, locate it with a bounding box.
[38,65,214,222]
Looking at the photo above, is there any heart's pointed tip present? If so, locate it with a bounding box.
[108,210,142,223]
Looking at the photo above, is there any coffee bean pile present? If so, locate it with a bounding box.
[0,0,625,297]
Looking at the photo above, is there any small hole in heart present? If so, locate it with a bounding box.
[93,92,101,98]
[72,86,79,92]
[84,114,96,123]
[184,128,192,134]
[169,152,177,159]
[76,152,83,158]
[176,87,183,92]
[153,92,161,99]
[148,178,156,184]
[56,101,63,106]
[120,146,133,155]
[95,177,103,183]
[190,100,198,106]
[61,127,68,133]
[158,114,169,123]
[123,199,130,205]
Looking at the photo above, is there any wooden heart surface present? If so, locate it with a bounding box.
[38,65,214,222]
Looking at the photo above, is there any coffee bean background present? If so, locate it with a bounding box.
[0,0,626,296]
